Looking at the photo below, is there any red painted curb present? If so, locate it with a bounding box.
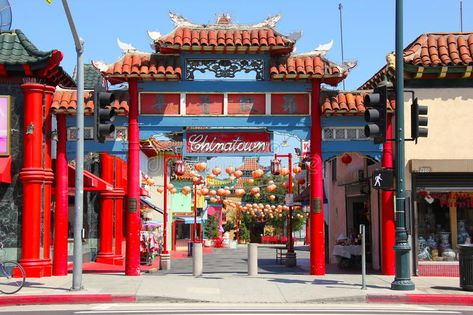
[368,294,473,306]
[0,294,136,306]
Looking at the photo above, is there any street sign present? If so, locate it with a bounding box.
[372,169,394,190]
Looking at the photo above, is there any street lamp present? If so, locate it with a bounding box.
[161,153,182,270]
[60,0,85,290]
[272,153,296,267]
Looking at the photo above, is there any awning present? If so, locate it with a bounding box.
[175,216,202,224]
[0,156,11,184]
[140,196,163,214]
[68,164,113,191]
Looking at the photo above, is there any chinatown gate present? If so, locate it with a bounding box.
[47,13,391,277]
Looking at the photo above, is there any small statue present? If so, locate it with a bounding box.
[458,220,470,244]
[418,246,431,261]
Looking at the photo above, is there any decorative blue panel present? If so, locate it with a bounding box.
[138,80,312,92]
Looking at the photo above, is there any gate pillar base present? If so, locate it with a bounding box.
[160,253,171,270]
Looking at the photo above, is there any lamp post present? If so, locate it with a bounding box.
[161,153,183,270]
[272,153,296,267]
[193,179,205,243]
[60,0,84,290]
[391,0,415,291]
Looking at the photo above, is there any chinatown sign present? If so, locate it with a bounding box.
[184,130,273,156]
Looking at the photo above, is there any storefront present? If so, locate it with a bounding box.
[412,171,473,276]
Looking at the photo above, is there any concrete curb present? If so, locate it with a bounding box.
[368,294,473,306]
[2,293,473,306]
[0,294,136,307]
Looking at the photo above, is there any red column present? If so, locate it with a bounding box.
[172,220,177,250]
[310,80,325,275]
[163,154,169,254]
[114,157,125,261]
[53,114,68,275]
[125,78,140,276]
[19,83,52,277]
[381,114,395,274]
[43,86,55,264]
[96,153,116,264]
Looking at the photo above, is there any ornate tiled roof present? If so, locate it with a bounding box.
[94,13,352,84]
[360,32,473,89]
[95,52,350,84]
[270,54,353,85]
[140,138,182,157]
[0,29,75,87]
[404,32,473,66]
[320,91,395,116]
[238,157,263,172]
[151,12,294,54]
[72,64,105,90]
[51,88,129,115]
[93,53,181,84]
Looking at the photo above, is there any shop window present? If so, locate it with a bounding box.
[416,191,473,262]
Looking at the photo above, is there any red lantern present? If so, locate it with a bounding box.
[271,159,281,175]
[173,160,186,176]
[341,154,352,165]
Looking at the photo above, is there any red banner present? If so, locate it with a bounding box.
[186,131,271,155]
[140,93,180,114]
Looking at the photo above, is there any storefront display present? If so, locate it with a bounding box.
[416,191,473,262]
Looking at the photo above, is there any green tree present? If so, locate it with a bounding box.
[204,214,219,238]
[240,173,307,236]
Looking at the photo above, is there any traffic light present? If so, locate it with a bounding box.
[94,86,116,143]
[411,97,428,142]
[364,85,387,144]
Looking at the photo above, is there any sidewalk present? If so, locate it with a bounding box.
[0,245,472,306]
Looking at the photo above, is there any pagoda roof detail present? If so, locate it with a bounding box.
[360,32,473,89]
[92,52,181,84]
[149,12,295,54]
[94,51,351,85]
[270,54,355,85]
[0,29,75,87]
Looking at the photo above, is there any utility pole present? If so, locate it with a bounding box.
[61,0,84,291]
[391,0,415,291]
[338,3,345,90]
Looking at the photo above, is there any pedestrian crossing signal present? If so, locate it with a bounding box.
[372,169,394,190]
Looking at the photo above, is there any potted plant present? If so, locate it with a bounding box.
[239,224,250,244]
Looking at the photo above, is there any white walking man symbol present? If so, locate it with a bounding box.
[374,173,383,187]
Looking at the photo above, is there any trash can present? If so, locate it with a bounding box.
[459,244,473,291]
[187,242,193,257]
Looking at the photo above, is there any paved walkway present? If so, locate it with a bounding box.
[1,244,472,306]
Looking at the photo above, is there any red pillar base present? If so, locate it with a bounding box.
[19,259,52,278]
[96,254,124,265]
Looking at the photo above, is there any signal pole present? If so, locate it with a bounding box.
[391,0,415,291]
[61,0,84,291]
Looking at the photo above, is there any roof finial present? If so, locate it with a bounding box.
[216,13,231,25]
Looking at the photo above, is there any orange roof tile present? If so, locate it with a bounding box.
[404,32,473,66]
[51,88,129,115]
[93,53,181,84]
[140,139,182,157]
[270,55,351,85]
[360,32,473,89]
[152,13,294,54]
[238,158,263,171]
[320,91,395,116]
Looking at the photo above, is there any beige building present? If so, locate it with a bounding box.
[361,32,473,276]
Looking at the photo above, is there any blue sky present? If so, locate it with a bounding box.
[10,0,473,91]
[8,1,473,171]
